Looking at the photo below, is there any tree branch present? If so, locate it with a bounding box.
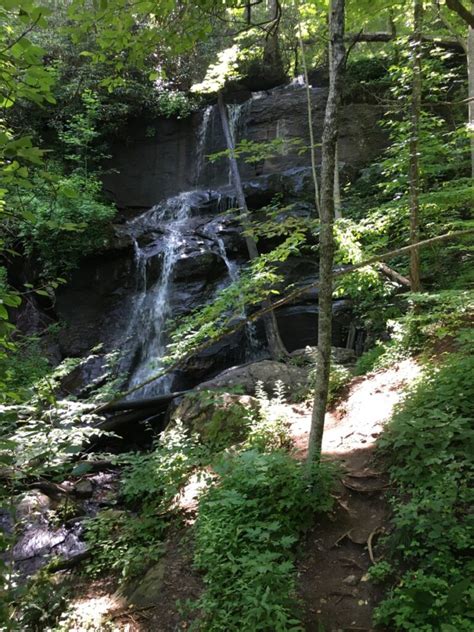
[93,229,473,414]
[446,0,474,27]
[344,31,465,53]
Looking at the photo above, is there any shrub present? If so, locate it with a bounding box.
[192,450,334,630]
[374,344,474,630]
[85,423,204,580]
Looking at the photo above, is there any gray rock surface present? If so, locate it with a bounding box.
[120,559,167,607]
[103,85,387,209]
[197,360,310,400]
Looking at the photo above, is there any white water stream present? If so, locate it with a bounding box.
[125,194,192,398]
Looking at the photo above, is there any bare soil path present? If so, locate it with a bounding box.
[64,360,420,631]
[293,359,421,631]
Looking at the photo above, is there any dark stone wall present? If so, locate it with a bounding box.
[102,84,388,210]
[52,84,389,383]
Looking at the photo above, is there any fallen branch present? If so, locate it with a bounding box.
[93,229,473,413]
[367,528,381,565]
[377,263,411,287]
[345,30,465,52]
[101,391,186,413]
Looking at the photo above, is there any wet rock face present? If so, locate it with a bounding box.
[53,188,357,388]
[103,84,388,209]
[54,82,387,388]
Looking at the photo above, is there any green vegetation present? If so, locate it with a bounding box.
[355,290,474,374]
[373,333,473,630]
[193,450,333,631]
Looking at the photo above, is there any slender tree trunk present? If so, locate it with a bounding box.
[334,141,342,218]
[409,0,423,292]
[443,0,474,180]
[217,92,289,360]
[306,0,345,469]
[329,34,342,220]
[297,24,321,215]
[263,0,284,82]
[468,6,474,180]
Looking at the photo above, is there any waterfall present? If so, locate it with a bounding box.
[227,102,251,186]
[216,235,239,283]
[195,105,213,185]
[124,194,193,399]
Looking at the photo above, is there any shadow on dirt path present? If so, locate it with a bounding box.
[293,359,421,631]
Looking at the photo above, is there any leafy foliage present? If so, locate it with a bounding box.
[12,171,116,280]
[85,422,203,580]
[355,290,474,374]
[373,337,474,630]
[192,450,333,631]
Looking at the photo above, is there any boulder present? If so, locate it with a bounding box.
[167,392,259,450]
[74,479,94,499]
[16,490,53,521]
[119,558,166,608]
[197,360,310,401]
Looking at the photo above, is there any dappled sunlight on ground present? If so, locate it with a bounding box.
[60,360,422,631]
[293,358,421,630]
[290,358,421,460]
[58,591,126,631]
[175,470,211,519]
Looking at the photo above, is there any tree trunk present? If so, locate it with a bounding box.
[306,0,346,469]
[409,0,423,292]
[334,141,342,218]
[217,92,288,361]
[298,24,321,215]
[263,0,285,83]
[468,8,474,180]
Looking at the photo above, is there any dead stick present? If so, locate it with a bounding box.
[367,528,380,564]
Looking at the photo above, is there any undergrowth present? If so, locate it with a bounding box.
[192,450,334,631]
[355,290,473,375]
[372,330,474,631]
[84,422,203,579]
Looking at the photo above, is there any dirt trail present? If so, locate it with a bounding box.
[293,359,421,631]
[64,360,420,631]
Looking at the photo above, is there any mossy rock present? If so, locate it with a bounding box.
[118,558,166,608]
[167,392,259,451]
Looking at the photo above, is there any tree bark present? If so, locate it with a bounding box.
[377,262,411,287]
[409,0,423,292]
[443,0,474,179]
[446,0,474,27]
[217,92,289,360]
[334,141,342,218]
[297,24,321,215]
[468,9,474,180]
[263,0,285,83]
[307,0,346,469]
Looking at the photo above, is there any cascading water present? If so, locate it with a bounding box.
[227,102,251,185]
[118,95,265,397]
[124,194,193,399]
[195,105,213,186]
[216,235,239,283]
